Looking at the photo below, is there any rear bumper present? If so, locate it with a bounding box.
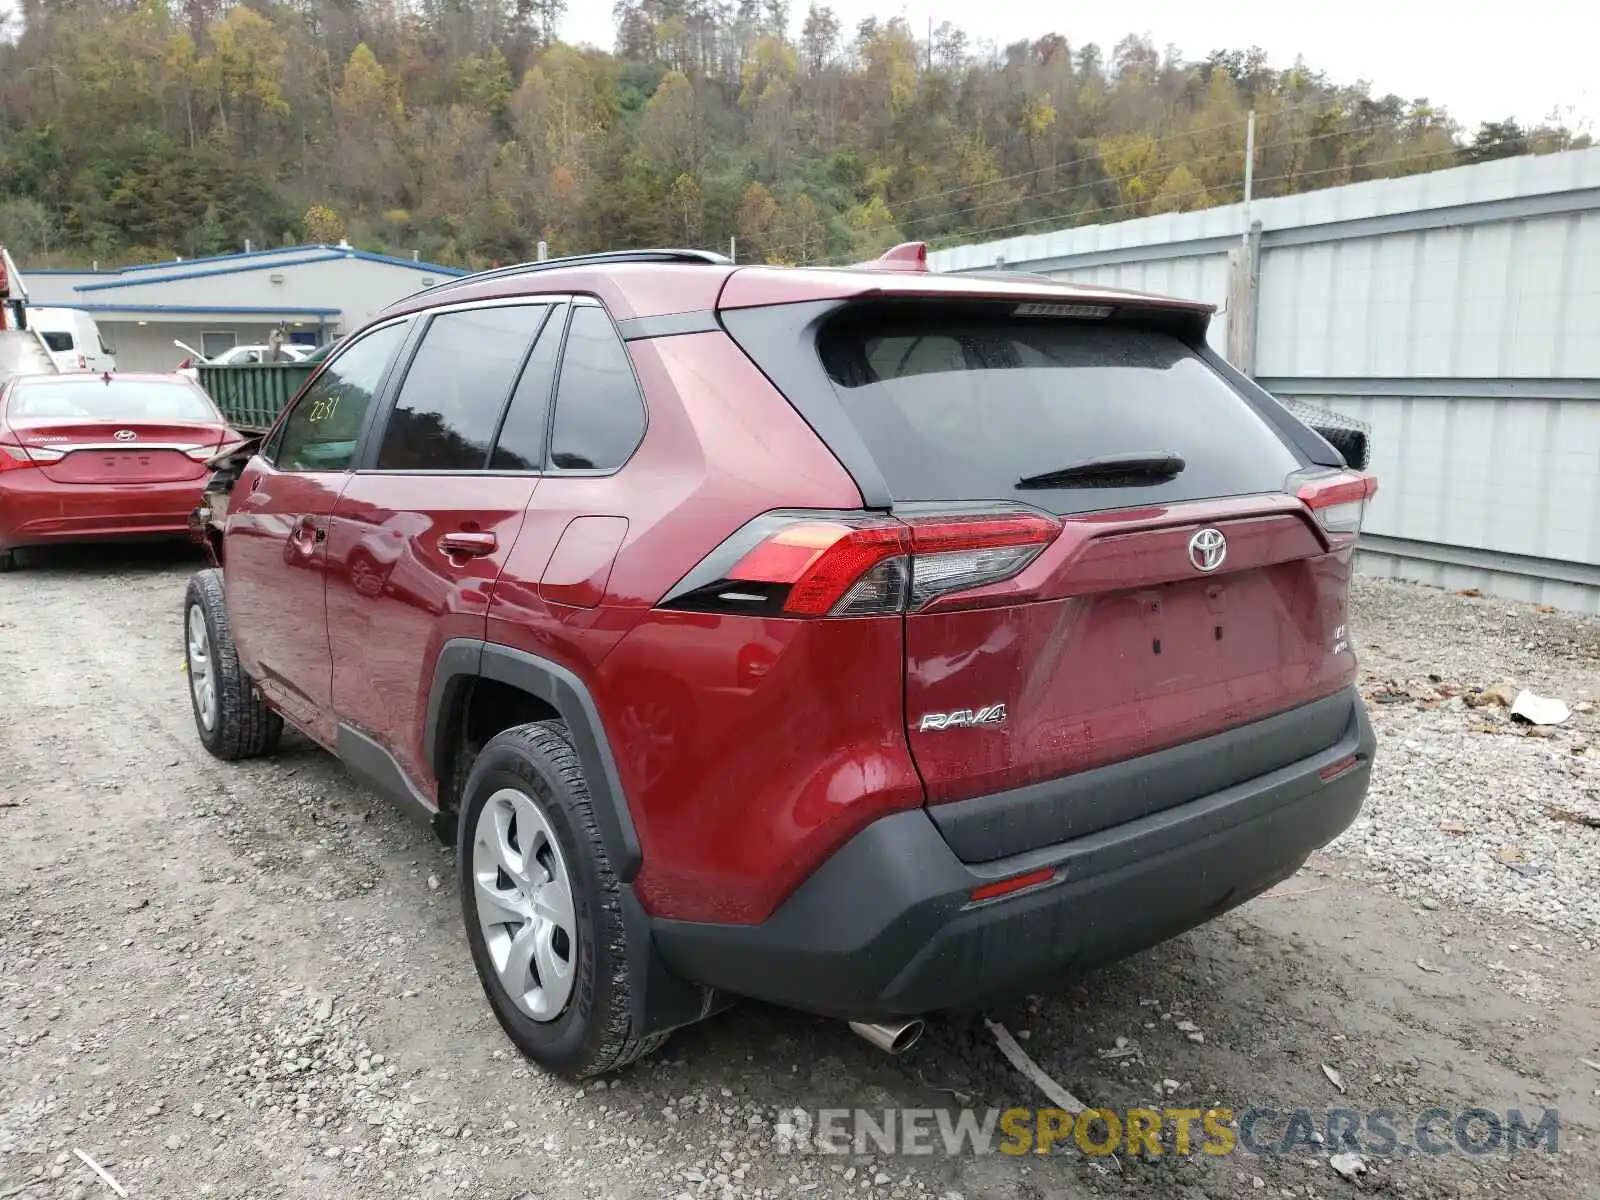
[652,686,1374,1018]
[0,473,206,548]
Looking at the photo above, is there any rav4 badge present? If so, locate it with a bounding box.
[917,704,1008,732]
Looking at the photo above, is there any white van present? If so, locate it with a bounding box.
[27,307,116,373]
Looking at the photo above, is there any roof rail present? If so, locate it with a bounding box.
[407,248,734,302]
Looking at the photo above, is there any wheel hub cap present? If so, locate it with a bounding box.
[472,788,577,1021]
[186,604,217,732]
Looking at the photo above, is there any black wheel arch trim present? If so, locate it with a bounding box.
[432,643,715,1037]
[426,638,643,882]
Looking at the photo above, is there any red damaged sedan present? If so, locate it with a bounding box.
[0,373,245,571]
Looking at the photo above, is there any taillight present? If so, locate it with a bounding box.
[185,437,249,463]
[0,443,62,471]
[76,354,87,369]
[1295,470,1378,536]
[727,518,908,615]
[904,514,1060,608]
[661,508,1061,618]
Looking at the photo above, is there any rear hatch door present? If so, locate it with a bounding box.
[812,301,1359,843]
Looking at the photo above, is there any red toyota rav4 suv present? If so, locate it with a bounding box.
[183,245,1377,1078]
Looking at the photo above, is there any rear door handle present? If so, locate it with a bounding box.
[439,530,497,559]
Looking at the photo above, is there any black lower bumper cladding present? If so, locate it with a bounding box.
[652,687,1375,1018]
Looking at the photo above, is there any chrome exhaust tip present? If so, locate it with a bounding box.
[848,1018,925,1055]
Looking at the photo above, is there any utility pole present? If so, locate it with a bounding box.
[1227,110,1261,376]
[1241,109,1256,243]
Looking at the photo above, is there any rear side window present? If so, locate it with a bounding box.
[818,308,1301,514]
[548,306,646,471]
[376,304,550,471]
[40,332,74,352]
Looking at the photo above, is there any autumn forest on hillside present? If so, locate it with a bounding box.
[0,0,1591,269]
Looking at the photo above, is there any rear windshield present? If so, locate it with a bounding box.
[9,379,216,422]
[817,309,1300,514]
[40,332,75,352]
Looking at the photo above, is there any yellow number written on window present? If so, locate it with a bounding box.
[307,394,340,424]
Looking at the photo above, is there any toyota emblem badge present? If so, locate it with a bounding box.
[1188,528,1227,572]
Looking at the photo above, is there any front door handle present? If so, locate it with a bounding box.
[289,516,325,554]
[439,530,497,559]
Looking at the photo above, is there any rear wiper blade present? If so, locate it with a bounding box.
[1016,452,1186,489]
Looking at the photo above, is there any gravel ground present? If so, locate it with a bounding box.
[1,547,1598,1200]
[1343,580,1600,945]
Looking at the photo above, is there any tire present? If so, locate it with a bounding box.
[0,549,16,573]
[183,568,282,760]
[458,720,668,1079]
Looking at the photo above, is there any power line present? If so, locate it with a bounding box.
[850,143,1459,262]
[839,119,1419,240]
[757,109,1441,247]
[769,135,1454,266]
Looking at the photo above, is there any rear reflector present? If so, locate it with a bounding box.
[662,508,1061,618]
[970,867,1056,903]
[1319,754,1361,782]
[1295,471,1378,536]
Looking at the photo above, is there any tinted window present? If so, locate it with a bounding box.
[548,306,646,471]
[489,306,566,471]
[40,332,74,352]
[9,378,215,421]
[817,309,1300,515]
[376,305,549,471]
[275,322,406,472]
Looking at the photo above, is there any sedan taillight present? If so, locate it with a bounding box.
[660,508,1061,618]
[185,436,251,462]
[0,443,62,470]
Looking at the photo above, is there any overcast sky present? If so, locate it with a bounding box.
[560,0,1594,132]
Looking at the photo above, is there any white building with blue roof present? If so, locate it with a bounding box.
[23,242,467,371]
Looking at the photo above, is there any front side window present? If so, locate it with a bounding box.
[376,304,550,471]
[273,322,407,472]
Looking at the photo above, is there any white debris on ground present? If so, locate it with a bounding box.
[1337,580,1600,948]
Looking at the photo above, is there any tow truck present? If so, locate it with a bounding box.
[0,244,59,383]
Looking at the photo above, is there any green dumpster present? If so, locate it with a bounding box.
[197,362,316,432]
